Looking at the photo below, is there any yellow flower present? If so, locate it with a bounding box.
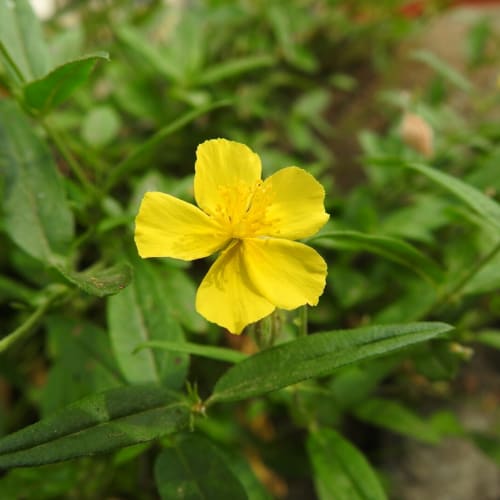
[134,138,329,334]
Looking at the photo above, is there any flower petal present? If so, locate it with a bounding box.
[263,167,329,240]
[135,192,228,260]
[196,242,275,334]
[242,238,327,310]
[194,138,262,215]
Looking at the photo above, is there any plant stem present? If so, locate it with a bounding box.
[0,41,26,85]
[0,285,67,353]
[43,119,99,198]
[429,238,500,316]
[103,99,231,192]
[298,305,308,336]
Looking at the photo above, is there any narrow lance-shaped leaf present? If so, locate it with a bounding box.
[105,99,231,190]
[208,322,453,404]
[309,230,444,283]
[307,428,387,500]
[354,398,440,444]
[0,0,50,85]
[463,249,500,295]
[155,434,247,500]
[160,265,207,333]
[198,54,274,85]
[23,52,110,114]
[406,162,500,232]
[410,50,472,92]
[115,25,182,81]
[0,99,74,264]
[476,330,500,350]
[0,385,190,468]
[57,261,133,297]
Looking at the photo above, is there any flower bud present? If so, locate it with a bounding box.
[400,112,434,158]
[449,342,474,361]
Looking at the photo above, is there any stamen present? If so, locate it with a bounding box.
[212,180,278,239]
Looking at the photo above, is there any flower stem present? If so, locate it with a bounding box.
[298,305,308,336]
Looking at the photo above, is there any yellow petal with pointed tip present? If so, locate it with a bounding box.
[196,242,275,334]
[242,238,327,310]
[194,138,262,216]
[135,192,228,260]
[263,167,329,240]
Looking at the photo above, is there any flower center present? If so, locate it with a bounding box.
[213,180,276,239]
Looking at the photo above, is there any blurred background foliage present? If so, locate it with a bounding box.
[1,0,500,498]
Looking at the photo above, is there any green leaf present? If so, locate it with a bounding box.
[154,434,247,500]
[467,18,491,66]
[328,265,383,309]
[23,53,109,114]
[135,340,247,364]
[0,385,189,468]
[115,25,182,81]
[354,398,440,444]
[470,432,500,465]
[378,194,451,244]
[429,410,465,438]
[208,322,453,404]
[107,258,188,388]
[0,99,74,263]
[104,99,231,190]
[410,50,472,92]
[329,359,398,410]
[57,261,133,297]
[0,274,35,304]
[463,250,500,295]
[41,315,124,415]
[307,428,387,500]
[268,4,318,72]
[218,448,273,500]
[198,54,274,85]
[374,279,437,324]
[406,163,500,232]
[0,461,82,499]
[476,330,500,350]
[309,230,444,283]
[161,265,207,333]
[0,0,50,85]
[412,341,462,381]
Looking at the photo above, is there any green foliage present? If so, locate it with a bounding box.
[40,315,123,416]
[107,258,188,387]
[307,428,387,500]
[0,100,74,263]
[58,261,133,297]
[209,323,452,404]
[0,0,499,498]
[154,434,248,500]
[23,53,110,115]
[353,398,440,444]
[0,0,50,84]
[0,385,190,467]
[404,162,500,233]
[310,229,444,283]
